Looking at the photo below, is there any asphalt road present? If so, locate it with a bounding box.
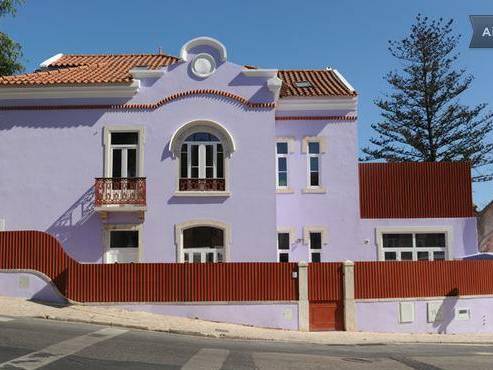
[0,316,492,369]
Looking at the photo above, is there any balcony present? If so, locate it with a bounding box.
[175,178,230,197]
[179,178,225,191]
[94,178,147,217]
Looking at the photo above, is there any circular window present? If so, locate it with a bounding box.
[191,53,216,78]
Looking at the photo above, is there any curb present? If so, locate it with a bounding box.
[29,314,493,346]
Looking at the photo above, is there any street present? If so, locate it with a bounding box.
[0,316,492,369]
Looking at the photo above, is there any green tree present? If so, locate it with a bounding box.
[0,0,24,75]
[362,15,493,182]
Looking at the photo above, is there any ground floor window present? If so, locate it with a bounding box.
[309,232,322,262]
[381,232,447,261]
[278,232,290,262]
[183,226,224,263]
[104,227,140,263]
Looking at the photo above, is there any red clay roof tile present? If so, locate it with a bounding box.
[0,54,357,97]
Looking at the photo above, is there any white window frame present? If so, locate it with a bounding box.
[275,137,295,194]
[175,220,231,263]
[103,224,142,264]
[301,136,326,194]
[182,137,223,179]
[376,226,454,261]
[170,120,235,196]
[309,231,323,262]
[277,231,291,262]
[276,141,289,189]
[103,126,145,178]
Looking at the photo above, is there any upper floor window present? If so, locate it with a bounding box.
[308,142,320,187]
[276,142,288,189]
[110,132,139,178]
[380,232,448,261]
[179,132,225,192]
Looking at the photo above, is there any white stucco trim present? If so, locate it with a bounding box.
[375,226,454,261]
[175,219,232,263]
[103,125,145,177]
[302,226,328,246]
[180,37,227,62]
[277,96,357,111]
[39,53,64,68]
[276,188,294,194]
[0,81,140,100]
[103,223,143,263]
[241,69,282,100]
[301,187,327,194]
[241,69,278,78]
[173,191,231,197]
[277,227,296,246]
[129,67,165,79]
[301,136,327,154]
[275,136,295,154]
[168,120,236,157]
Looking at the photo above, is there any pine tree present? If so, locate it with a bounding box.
[362,15,493,182]
[0,0,24,76]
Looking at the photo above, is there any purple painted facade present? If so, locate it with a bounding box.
[0,272,66,304]
[357,297,493,334]
[102,303,299,330]
[0,37,478,264]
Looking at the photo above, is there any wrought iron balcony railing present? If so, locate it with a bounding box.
[179,178,226,192]
[95,177,146,207]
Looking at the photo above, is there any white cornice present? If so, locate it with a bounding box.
[0,80,140,100]
[39,53,64,68]
[241,69,278,78]
[129,68,165,79]
[277,96,357,111]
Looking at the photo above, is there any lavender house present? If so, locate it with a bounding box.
[0,37,478,264]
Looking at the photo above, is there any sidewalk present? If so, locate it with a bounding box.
[1,296,493,345]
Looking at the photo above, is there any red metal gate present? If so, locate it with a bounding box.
[308,263,344,331]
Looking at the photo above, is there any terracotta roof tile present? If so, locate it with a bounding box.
[0,54,180,86]
[0,53,356,98]
[277,70,356,97]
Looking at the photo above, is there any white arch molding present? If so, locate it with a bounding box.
[174,219,232,263]
[180,37,228,62]
[168,119,236,157]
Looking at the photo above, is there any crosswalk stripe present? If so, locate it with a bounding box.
[0,327,127,370]
[181,348,229,370]
[0,316,13,322]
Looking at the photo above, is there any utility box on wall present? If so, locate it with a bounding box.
[399,302,415,323]
[427,301,443,323]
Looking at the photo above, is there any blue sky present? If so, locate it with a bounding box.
[3,0,493,207]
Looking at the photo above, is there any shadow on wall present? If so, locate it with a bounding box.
[31,274,68,305]
[433,288,459,334]
[46,188,102,263]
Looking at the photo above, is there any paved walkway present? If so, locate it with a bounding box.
[1,296,493,345]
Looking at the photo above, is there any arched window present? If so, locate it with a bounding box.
[169,120,235,193]
[180,133,224,180]
[182,226,224,263]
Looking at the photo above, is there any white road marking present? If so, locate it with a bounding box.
[0,327,127,369]
[181,348,229,370]
[473,352,493,356]
[0,317,13,322]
